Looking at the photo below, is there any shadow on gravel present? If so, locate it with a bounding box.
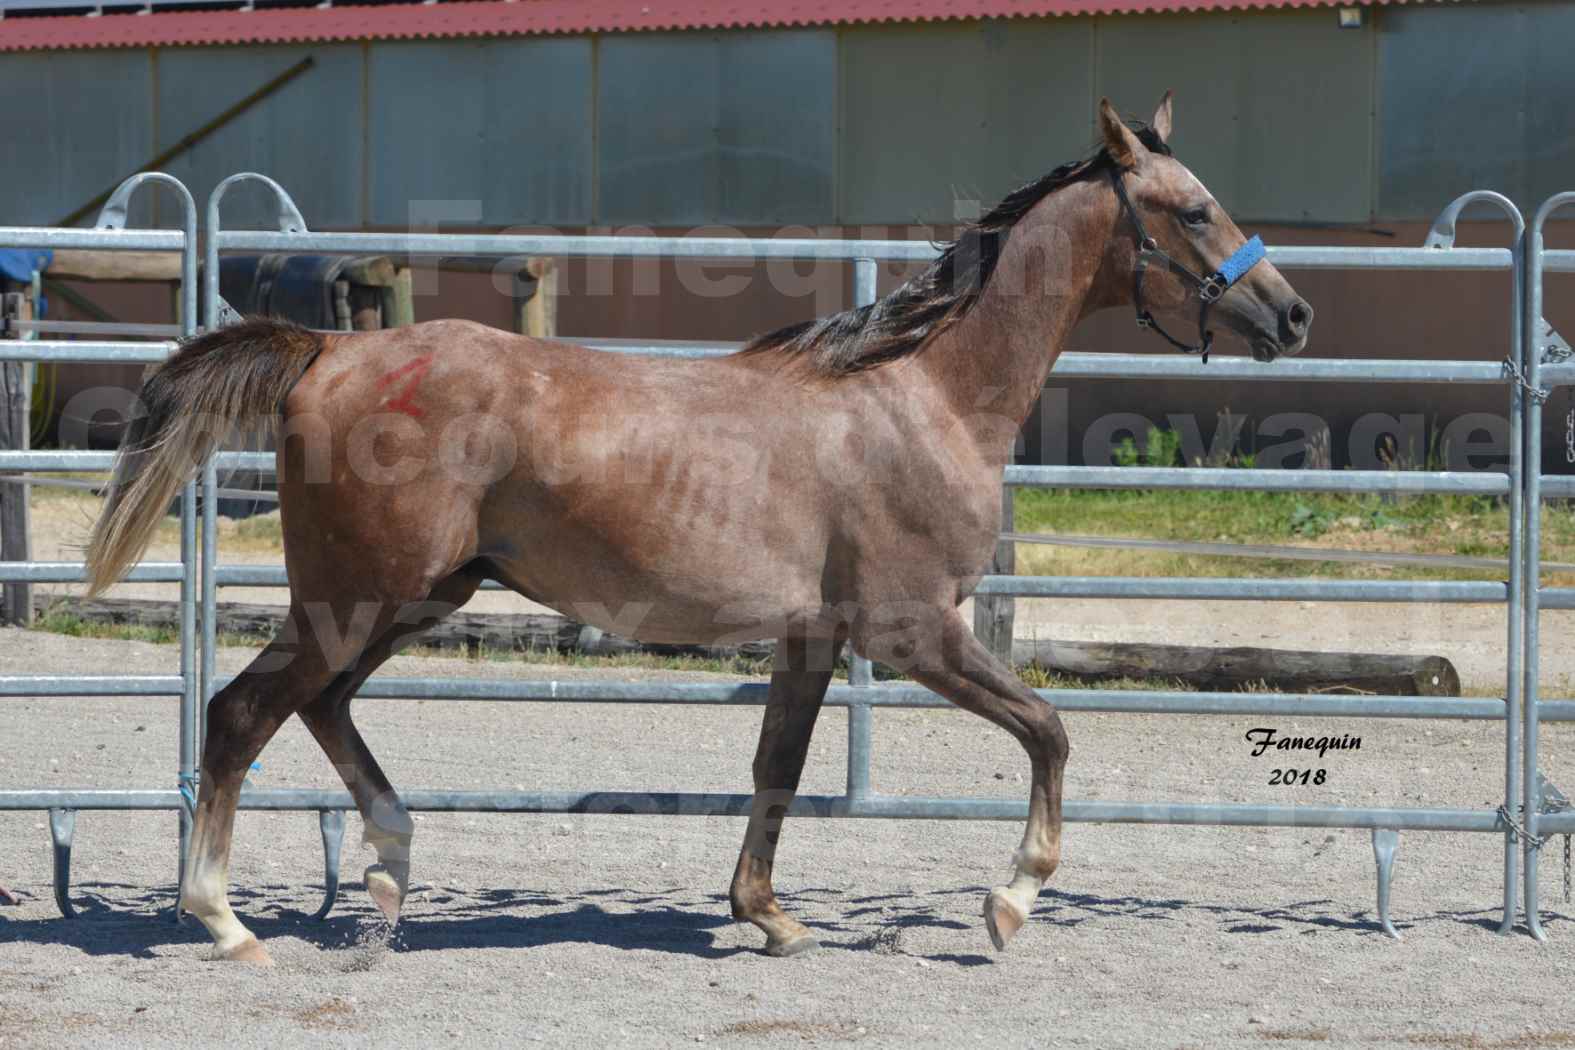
[8,879,1560,961]
[1017,889,1566,940]
[396,900,746,957]
[0,881,375,958]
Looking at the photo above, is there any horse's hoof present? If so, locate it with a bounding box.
[766,934,820,958]
[365,865,405,926]
[983,889,1027,951]
[219,937,274,966]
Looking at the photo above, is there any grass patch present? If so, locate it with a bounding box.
[229,511,283,550]
[1016,486,1503,549]
[468,641,777,678]
[1013,487,1575,583]
[33,610,178,646]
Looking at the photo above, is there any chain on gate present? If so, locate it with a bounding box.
[1532,327,1575,898]
[1500,800,1572,902]
[1566,391,1575,465]
[1540,322,1575,463]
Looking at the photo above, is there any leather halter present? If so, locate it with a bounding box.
[1109,167,1266,364]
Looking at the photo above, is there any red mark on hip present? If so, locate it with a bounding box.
[375,354,433,419]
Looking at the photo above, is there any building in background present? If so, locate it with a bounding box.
[1,0,1568,466]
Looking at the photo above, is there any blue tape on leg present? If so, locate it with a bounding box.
[1217,235,1266,286]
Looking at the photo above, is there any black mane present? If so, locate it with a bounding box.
[737,124,1172,378]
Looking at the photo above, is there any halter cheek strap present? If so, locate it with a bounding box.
[1110,168,1266,364]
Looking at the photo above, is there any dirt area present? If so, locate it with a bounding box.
[3,628,1575,1050]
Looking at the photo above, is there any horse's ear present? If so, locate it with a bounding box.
[1098,97,1144,170]
[1152,90,1173,144]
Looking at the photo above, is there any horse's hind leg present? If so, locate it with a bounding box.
[181,630,340,963]
[730,633,836,957]
[295,570,482,926]
[887,607,1069,951]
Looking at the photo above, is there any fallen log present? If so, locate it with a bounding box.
[35,596,777,664]
[33,595,1461,695]
[1012,638,1460,697]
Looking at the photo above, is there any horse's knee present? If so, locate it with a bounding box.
[1047,719,1070,764]
[200,687,267,775]
[1031,710,1070,766]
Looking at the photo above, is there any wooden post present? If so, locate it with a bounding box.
[973,484,1015,666]
[1,290,33,626]
[515,258,558,339]
[388,265,415,328]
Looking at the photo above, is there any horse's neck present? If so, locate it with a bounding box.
[913,179,1115,467]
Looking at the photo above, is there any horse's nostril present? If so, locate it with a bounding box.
[1287,300,1313,333]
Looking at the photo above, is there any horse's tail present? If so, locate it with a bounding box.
[85,318,323,597]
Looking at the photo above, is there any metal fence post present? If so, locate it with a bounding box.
[79,172,203,910]
[1499,208,1526,936]
[846,258,879,801]
[1520,193,1575,940]
[1424,193,1527,937]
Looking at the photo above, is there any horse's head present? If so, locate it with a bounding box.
[1097,93,1312,362]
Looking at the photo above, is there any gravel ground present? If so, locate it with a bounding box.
[3,628,1575,1050]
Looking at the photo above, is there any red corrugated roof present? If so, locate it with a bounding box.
[0,0,1435,53]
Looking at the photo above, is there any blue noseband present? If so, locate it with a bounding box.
[1214,235,1266,290]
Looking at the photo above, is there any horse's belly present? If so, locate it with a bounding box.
[483,541,830,646]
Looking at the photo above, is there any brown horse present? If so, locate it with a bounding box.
[86,95,1310,964]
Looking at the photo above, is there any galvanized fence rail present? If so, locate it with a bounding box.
[0,174,1559,941]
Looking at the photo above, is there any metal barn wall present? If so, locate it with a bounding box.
[598,31,838,225]
[837,20,1096,225]
[157,44,365,230]
[0,9,1382,230]
[1378,1,1575,221]
[1098,11,1374,224]
[840,10,1374,225]
[367,38,595,228]
[4,7,1563,228]
[0,49,154,227]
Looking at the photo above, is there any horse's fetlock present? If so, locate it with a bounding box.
[362,825,413,858]
[730,881,776,921]
[1013,843,1060,882]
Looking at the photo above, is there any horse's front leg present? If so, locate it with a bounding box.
[730,633,837,956]
[868,606,1069,950]
[181,633,338,963]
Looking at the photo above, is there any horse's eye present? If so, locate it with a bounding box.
[1182,206,1211,227]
